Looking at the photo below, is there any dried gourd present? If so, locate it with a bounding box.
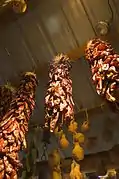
[68,121,78,133]
[70,160,82,179]
[81,120,90,132]
[59,134,69,149]
[72,143,84,161]
[73,132,85,144]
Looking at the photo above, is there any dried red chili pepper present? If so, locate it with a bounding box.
[85,38,119,107]
[0,72,38,178]
[45,54,74,132]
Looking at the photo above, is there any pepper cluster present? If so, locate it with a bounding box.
[45,54,74,133]
[0,84,15,119]
[85,38,119,105]
[0,72,38,178]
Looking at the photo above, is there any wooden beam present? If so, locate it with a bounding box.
[67,43,86,61]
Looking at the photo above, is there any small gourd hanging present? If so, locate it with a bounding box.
[52,171,62,179]
[72,142,84,161]
[70,160,82,179]
[73,132,85,144]
[81,109,90,132]
[48,150,62,179]
[59,133,69,149]
[81,120,90,132]
[68,120,78,133]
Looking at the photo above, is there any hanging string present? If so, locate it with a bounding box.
[41,142,48,161]
[85,108,89,120]
[76,102,105,114]
[29,103,106,130]
[108,0,114,23]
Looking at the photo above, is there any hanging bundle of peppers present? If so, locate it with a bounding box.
[45,54,75,133]
[85,38,119,107]
[0,72,38,178]
[0,83,16,119]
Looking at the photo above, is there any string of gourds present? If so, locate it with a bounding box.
[0,83,16,119]
[85,38,119,110]
[0,72,38,178]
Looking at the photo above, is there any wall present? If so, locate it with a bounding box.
[0,0,119,163]
[0,0,118,81]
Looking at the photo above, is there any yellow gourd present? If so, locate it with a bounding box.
[48,150,62,179]
[81,120,90,132]
[52,171,62,179]
[70,160,82,179]
[73,133,85,144]
[107,169,116,177]
[72,143,84,161]
[59,134,69,149]
[68,121,78,133]
[48,149,61,169]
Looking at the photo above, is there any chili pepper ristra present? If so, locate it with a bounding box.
[85,38,119,107]
[0,72,38,178]
[45,54,74,133]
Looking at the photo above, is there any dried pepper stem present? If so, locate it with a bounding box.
[45,54,75,133]
[0,72,38,178]
[85,38,119,107]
